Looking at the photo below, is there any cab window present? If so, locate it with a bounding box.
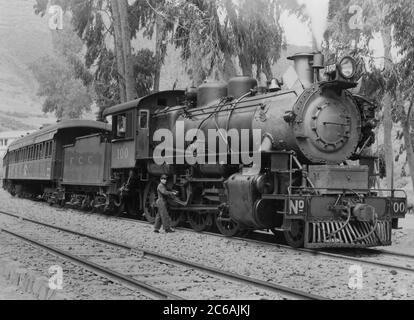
[117,114,127,138]
[114,112,133,139]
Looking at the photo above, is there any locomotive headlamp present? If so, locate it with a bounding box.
[339,56,356,79]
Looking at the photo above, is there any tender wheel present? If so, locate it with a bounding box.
[187,212,213,232]
[283,220,305,248]
[143,181,158,223]
[170,210,185,228]
[216,217,240,237]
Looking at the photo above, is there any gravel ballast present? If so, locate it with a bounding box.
[1,189,413,300]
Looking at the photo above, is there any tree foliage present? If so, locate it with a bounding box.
[33,0,157,107]
[31,56,92,119]
[30,15,93,119]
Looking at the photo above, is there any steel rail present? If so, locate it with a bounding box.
[0,210,326,300]
[0,227,183,300]
[114,215,414,274]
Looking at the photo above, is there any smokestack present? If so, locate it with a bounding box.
[288,53,325,88]
[287,53,314,88]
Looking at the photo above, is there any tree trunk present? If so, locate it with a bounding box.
[382,27,394,190]
[383,93,394,189]
[223,51,236,80]
[239,54,252,77]
[118,0,136,101]
[111,0,126,103]
[402,117,414,191]
[263,60,273,82]
[154,15,168,92]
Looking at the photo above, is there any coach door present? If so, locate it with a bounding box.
[136,109,150,159]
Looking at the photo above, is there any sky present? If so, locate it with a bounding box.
[281,11,387,69]
[280,11,313,47]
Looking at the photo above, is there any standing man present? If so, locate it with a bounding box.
[154,175,178,233]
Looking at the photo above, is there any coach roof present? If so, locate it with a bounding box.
[7,120,111,152]
[102,90,185,117]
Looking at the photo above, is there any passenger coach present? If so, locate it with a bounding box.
[2,120,111,201]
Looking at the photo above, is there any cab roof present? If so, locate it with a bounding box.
[102,90,185,117]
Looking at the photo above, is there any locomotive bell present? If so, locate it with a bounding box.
[268,79,281,92]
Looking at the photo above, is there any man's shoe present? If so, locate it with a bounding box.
[165,229,175,233]
[154,230,160,234]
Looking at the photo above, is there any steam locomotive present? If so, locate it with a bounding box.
[2,52,407,249]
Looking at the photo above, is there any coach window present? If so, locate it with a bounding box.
[49,141,54,158]
[50,141,54,158]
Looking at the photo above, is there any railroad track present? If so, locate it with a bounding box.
[6,198,414,271]
[0,210,326,300]
[115,215,414,275]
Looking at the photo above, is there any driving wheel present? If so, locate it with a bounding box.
[187,211,213,232]
[216,217,240,237]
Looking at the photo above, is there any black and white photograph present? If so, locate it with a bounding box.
[0,0,413,308]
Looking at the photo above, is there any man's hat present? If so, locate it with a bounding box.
[161,174,168,180]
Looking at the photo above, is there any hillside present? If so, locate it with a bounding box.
[0,0,55,130]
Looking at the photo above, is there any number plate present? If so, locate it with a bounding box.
[391,199,407,216]
[288,197,306,216]
[325,64,337,74]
